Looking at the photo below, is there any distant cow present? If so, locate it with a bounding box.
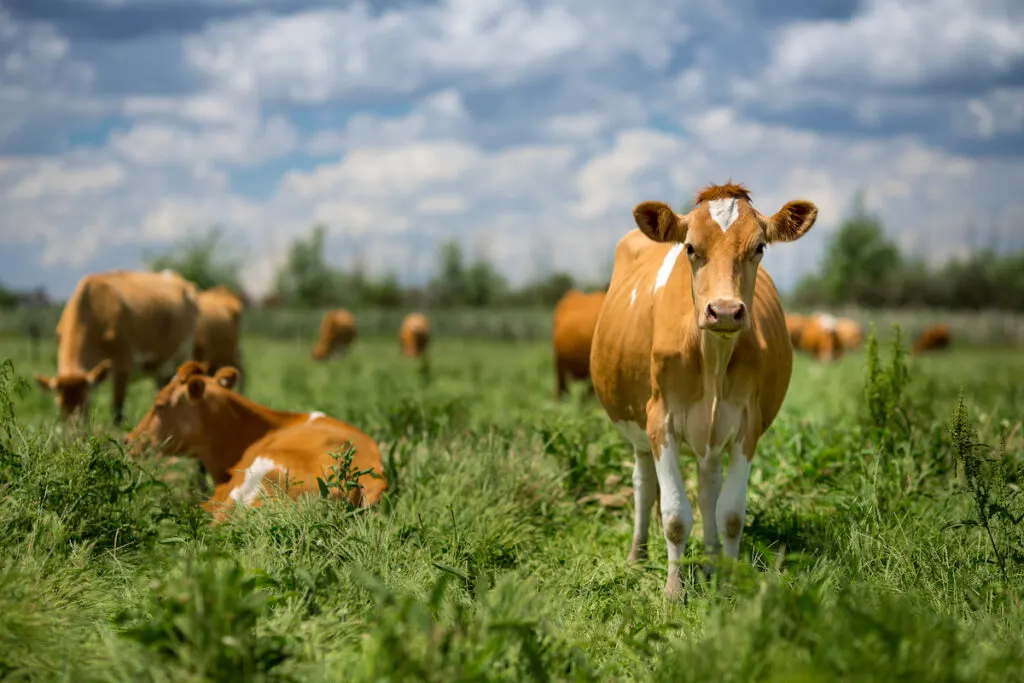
[913,324,951,355]
[835,316,864,351]
[125,361,387,522]
[800,313,844,362]
[193,285,246,392]
[399,312,431,358]
[34,269,198,424]
[591,182,818,598]
[552,289,607,399]
[312,310,358,361]
[785,313,809,347]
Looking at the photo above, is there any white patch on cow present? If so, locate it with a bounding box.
[715,441,751,560]
[630,451,658,559]
[629,285,637,306]
[697,444,725,558]
[229,456,280,506]
[815,313,837,331]
[654,430,693,568]
[160,269,175,279]
[653,243,684,292]
[307,411,325,423]
[708,198,740,231]
[614,420,649,451]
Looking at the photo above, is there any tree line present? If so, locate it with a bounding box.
[791,194,1024,311]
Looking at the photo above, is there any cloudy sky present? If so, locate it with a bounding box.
[1,0,1023,299]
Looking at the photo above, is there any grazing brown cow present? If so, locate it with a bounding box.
[913,324,951,354]
[590,182,818,597]
[312,309,358,360]
[399,312,431,358]
[193,285,246,392]
[797,313,843,363]
[835,316,864,351]
[125,361,387,521]
[34,269,198,424]
[551,289,607,399]
[785,313,809,347]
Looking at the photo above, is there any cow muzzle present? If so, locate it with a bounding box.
[701,298,748,334]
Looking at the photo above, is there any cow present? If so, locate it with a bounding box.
[785,313,808,347]
[125,361,387,522]
[798,313,843,363]
[193,285,246,392]
[552,289,607,399]
[835,316,864,351]
[33,269,198,425]
[399,312,431,358]
[312,309,358,361]
[913,324,951,355]
[590,182,818,598]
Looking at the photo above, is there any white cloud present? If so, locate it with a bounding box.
[768,0,1024,89]
[6,161,126,200]
[183,0,689,103]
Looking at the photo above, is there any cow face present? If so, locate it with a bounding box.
[634,185,817,337]
[125,361,237,453]
[34,360,111,419]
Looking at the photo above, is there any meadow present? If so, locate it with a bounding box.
[1,327,1023,682]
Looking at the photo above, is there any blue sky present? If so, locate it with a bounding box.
[2,0,1023,298]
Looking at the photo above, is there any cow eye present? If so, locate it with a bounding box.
[684,243,696,258]
[753,243,766,257]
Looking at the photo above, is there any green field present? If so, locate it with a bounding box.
[1,333,1023,682]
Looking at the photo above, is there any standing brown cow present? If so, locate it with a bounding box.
[312,310,358,360]
[552,289,607,399]
[399,312,431,358]
[590,182,817,598]
[193,285,246,392]
[34,269,199,424]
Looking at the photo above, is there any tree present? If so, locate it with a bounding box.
[816,190,903,306]
[271,225,341,308]
[145,226,244,295]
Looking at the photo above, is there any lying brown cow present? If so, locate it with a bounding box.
[34,269,198,424]
[591,182,817,597]
[399,312,431,358]
[552,289,607,399]
[312,309,358,360]
[125,361,387,521]
[913,324,951,354]
[193,285,246,392]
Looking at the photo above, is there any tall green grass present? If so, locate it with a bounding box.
[1,331,1023,681]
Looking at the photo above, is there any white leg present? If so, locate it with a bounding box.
[628,450,658,562]
[654,433,693,597]
[716,442,752,560]
[697,450,723,573]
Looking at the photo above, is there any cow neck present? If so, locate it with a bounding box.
[192,392,305,481]
[698,328,740,437]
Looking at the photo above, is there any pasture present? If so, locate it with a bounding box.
[1,330,1023,682]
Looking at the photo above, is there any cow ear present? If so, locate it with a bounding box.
[765,200,817,243]
[214,367,239,390]
[186,376,207,400]
[634,201,687,243]
[34,374,57,391]
[87,360,112,385]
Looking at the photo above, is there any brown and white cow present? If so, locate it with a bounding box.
[552,289,607,399]
[835,316,864,351]
[193,285,246,392]
[34,269,198,424]
[590,182,817,597]
[312,309,358,361]
[125,361,387,521]
[797,312,844,363]
[399,312,431,358]
[913,323,951,355]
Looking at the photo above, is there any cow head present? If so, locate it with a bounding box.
[125,361,238,454]
[33,360,112,419]
[634,183,817,337]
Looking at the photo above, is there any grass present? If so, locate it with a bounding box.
[1,331,1023,682]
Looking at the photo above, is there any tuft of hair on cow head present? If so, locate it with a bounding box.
[763,200,818,243]
[634,201,688,243]
[214,367,240,389]
[186,375,207,401]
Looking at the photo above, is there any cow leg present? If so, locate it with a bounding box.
[716,439,752,560]
[554,360,567,400]
[627,449,658,562]
[111,370,130,426]
[697,450,724,575]
[652,428,693,599]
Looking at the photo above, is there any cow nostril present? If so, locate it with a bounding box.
[734,305,746,322]
[705,304,718,321]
